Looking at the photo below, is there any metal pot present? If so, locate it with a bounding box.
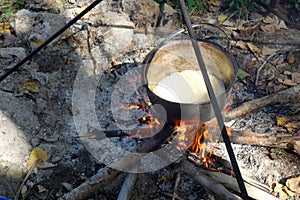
[143,39,238,124]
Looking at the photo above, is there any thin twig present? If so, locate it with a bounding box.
[172,172,181,200]
[14,160,38,200]
[225,84,300,120]
[117,173,138,200]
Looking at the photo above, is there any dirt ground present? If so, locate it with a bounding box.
[0,0,299,199]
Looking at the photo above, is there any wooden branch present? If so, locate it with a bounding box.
[180,160,243,200]
[58,167,121,200]
[59,124,175,200]
[225,85,300,121]
[227,131,300,155]
[117,173,138,200]
[181,160,278,200]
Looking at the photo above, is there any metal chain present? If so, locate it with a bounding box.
[0,0,104,83]
[177,0,249,199]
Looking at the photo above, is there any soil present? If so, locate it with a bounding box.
[0,0,299,199]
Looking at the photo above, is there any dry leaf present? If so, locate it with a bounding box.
[287,52,296,64]
[292,72,300,83]
[276,117,297,131]
[294,140,300,155]
[0,22,13,36]
[261,46,277,56]
[274,183,295,200]
[247,43,261,54]
[235,41,247,50]
[283,79,297,86]
[276,116,289,127]
[23,79,40,94]
[28,147,48,168]
[286,176,300,193]
[263,16,276,24]
[283,71,292,75]
[277,78,284,83]
[29,39,43,47]
[261,24,275,33]
[217,15,227,24]
[277,20,288,29]
[285,122,298,131]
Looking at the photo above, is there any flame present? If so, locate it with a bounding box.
[120,98,161,138]
[120,105,140,110]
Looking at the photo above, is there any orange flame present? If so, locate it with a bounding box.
[120,105,140,110]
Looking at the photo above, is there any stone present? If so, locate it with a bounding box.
[62,182,73,191]
[31,138,40,147]
[0,47,27,69]
[14,9,68,47]
[286,176,300,193]
[51,156,62,164]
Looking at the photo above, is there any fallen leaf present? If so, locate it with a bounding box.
[294,140,300,155]
[29,39,43,47]
[263,15,276,24]
[217,15,227,24]
[260,24,275,33]
[292,72,300,83]
[283,79,297,86]
[247,43,261,54]
[262,46,277,56]
[276,116,289,127]
[0,22,13,36]
[237,69,251,79]
[235,41,247,50]
[283,71,292,75]
[277,20,288,29]
[274,183,295,200]
[277,78,284,83]
[276,117,297,131]
[286,176,300,193]
[285,122,298,131]
[287,52,296,64]
[23,79,40,94]
[28,147,48,168]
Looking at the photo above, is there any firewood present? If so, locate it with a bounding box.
[225,84,300,120]
[58,167,120,200]
[58,124,175,200]
[117,173,138,200]
[180,160,243,200]
[225,131,300,155]
[181,160,279,200]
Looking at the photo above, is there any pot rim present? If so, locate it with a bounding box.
[142,38,239,106]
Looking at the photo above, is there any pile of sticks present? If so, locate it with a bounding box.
[60,84,299,199]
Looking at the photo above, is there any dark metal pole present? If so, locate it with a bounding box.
[177,0,249,199]
[0,0,104,83]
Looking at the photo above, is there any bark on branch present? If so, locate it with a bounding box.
[225,85,300,121]
[181,160,278,200]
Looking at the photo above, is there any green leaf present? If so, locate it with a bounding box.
[237,69,250,79]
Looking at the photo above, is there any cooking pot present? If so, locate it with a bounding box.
[143,38,238,125]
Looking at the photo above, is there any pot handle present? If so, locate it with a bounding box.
[165,23,231,52]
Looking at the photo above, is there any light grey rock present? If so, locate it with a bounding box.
[14,9,68,47]
[0,47,27,69]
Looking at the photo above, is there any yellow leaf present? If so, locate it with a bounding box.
[276,117,289,127]
[285,122,298,131]
[23,79,40,94]
[217,15,228,24]
[28,147,48,168]
[247,43,261,54]
[29,39,43,47]
[261,46,277,56]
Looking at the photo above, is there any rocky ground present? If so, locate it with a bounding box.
[0,0,299,199]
